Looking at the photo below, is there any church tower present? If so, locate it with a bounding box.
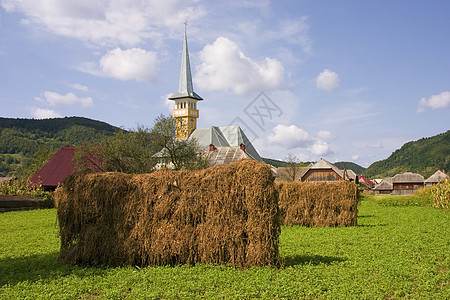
[169,28,203,140]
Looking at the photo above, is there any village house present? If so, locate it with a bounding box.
[424,170,448,186]
[391,172,424,195]
[373,177,393,195]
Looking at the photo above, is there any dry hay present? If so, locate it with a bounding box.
[56,159,281,268]
[276,181,358,227]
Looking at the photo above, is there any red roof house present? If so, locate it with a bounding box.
[29,146,102,190]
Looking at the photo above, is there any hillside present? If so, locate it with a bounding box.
[334,162,366,175]
[0,116,119,176]
[363,130,450,178]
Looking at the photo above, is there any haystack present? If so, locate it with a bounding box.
[277,181,358,227]
[56,159,281,268]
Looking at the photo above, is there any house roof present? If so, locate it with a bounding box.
[190,125,263,162]
[275,167,310,181]
[373,180,393,190]
[425,170,449,183]
[392,172,424,183]
[309,158,344,177]
[169,30,202,101]
[29,146,78,188]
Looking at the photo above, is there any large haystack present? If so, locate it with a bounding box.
[56,159,281,268]
[276,181,358,227]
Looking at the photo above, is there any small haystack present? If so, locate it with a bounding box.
[276,181,358,227]
[56,159,281,268]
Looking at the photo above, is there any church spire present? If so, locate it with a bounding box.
[169,26,202,100]
[169,25,202,140]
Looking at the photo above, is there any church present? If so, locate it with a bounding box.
[168,30,263,166]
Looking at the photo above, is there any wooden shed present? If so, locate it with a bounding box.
[424,170,449,186]
[301,159,344,182]
[391,172,424,195]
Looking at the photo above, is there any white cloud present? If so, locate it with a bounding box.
[267,124,313,149]
[28,107,62,119]
[1,0,204,47]
[311,140,332,156]
[195,37,284,95]
[267,124,333,157]
[162,93,175,111]
[35,91,93,107]
[316,69,340,91]
[352,155,360,161]
[417,91,450,113]
[99,48,158,82]
[69,83,89,92]
[317,130,333,140]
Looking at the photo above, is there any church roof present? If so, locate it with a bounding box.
[190,125,263,162]
[169,30,203,101]
[205,146,254,167]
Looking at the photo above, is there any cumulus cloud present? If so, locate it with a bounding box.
[99,48,158,82]
[417,91,450,113]
[1,0,203,47]
[69,83,89,92]
[267,124,333,156]
[195,37,284,95]
[35,91,93,107]
[267,124,313,149]
[28,107,62,119]
[316,69,340,91]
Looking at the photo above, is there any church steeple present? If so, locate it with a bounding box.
[169,26,203,140]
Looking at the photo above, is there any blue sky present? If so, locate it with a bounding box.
[1,0,449,166]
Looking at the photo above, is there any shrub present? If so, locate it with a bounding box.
[0,179,53,201]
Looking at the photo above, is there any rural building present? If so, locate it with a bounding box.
[301,159,346,182]
[168,30,262,166]
[275,166,309,182]
[373,177,393,195]
[424,170,449,186]
[358,176,375,189]
[391,172,424,195]
[29,146,101,191]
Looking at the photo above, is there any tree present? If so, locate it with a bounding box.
[150,115,207,171]
[282,154,307,182]
[74,115,207,173]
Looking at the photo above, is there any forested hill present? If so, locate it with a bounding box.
[0,116,117,136]
[334,162,366,175]
[0,116,119,156]
[0,117,120,176]
[363,130,450,178]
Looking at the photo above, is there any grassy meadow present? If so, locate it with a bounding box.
[0,194,449,299]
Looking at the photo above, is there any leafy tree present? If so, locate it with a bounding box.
[75,115,207,173]
[150,115,207,171]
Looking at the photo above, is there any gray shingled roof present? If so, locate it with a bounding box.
[392,172,424,183]
[275,167,310,181]
[309,158,344,177]
[190,125,262,162]
[204,146,253,167]
[425,170,449,183]
[373,180,393,190]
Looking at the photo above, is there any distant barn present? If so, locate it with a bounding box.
[391,172,424,195]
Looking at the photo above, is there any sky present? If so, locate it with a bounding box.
[1,0,449,167]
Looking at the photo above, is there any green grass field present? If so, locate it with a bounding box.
[0,195,449,299]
